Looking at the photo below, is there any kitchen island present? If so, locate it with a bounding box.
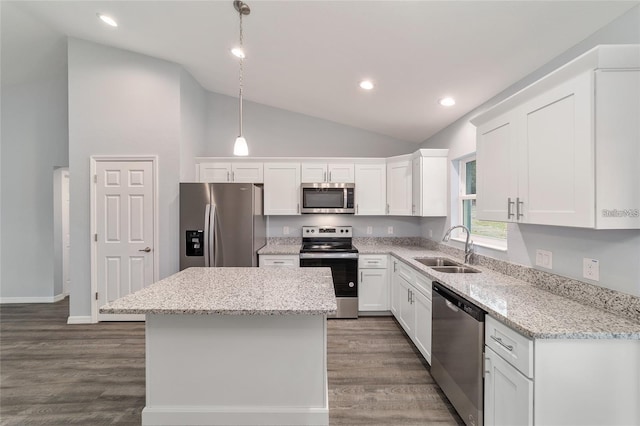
[100,267,337,426]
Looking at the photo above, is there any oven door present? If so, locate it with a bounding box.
[299,254,358,297]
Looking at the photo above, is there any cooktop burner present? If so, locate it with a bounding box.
[300,226,358,253]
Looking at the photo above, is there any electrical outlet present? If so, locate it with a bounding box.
[387,226,394,235]
[366,226,373,235]
[428,229,433,238]
[583,258,600,281]
[535,249,553,269]
[283,226,289,235]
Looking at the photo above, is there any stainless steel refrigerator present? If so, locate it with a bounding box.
[180,183,266,270]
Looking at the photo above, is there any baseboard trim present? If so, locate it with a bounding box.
[142,405,329,426]
[67,316,93,324]
[1,294,67,304]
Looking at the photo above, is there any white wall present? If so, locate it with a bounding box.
[68,38,182,319]
[204,92,416,158]
[180,69,207,181]
[0,2,68,301]
[420,5,640,297]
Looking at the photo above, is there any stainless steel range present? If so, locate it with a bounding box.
[299,226,358,319]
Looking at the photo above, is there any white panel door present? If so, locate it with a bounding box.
[358,268,389,311]
[354,163,386,215]
[327,163,355,183]
[301,163,327,183]
[62,170,71,295]
[413,289,431,364]
[231,162,264,183]
[96,161,154,314]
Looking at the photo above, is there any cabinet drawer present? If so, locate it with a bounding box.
[413,272,432,298]
[259,255,300,267]
[397,260,415,283]
[486,316,533,378]
[358,255,388,269]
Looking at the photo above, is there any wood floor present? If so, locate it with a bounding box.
[1,298,463,425]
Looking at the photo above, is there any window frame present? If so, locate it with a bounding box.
[454,155,508,251]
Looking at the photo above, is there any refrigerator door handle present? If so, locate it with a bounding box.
[212,203,221,267]
[204,204,211,267]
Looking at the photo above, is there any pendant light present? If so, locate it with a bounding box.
[233,1,250,156]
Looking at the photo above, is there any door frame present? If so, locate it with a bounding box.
[90,155,159,322]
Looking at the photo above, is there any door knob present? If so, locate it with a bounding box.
[139,247,151,252]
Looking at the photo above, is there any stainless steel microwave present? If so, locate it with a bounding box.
[301,183,355,214]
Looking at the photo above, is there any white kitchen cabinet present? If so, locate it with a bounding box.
[485,315,640,426]
[354,163,386,215]
[198,162,264,183]
[390,257,433,364]
[263,163,301,215]
[484,346,533,426]
[258,254,300,267]
[411,150,448,217]
[386,156,413,216]
[473,45,640,229]
[301,162,354,183]
[358,255,389,312]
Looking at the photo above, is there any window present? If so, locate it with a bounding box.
[458,156,507,250]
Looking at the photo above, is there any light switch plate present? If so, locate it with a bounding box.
[583,258,600,281]
[536,249,553,269]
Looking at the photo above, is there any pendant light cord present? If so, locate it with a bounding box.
[238,10,244,137]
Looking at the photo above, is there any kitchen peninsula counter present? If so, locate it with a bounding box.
[101,267,336,426]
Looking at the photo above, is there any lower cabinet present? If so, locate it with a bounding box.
[358,255,389,312]
[390,256,432,364]
[258,254,300,267]
[484,346,533,426]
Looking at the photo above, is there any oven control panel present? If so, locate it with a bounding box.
[302,226,352,237]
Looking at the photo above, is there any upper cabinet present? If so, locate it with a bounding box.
[412,150,448,217]
[198,162,263,183]
[263,163,301,215]
[472,45,640,229]
[301,162,354,183]
[386,156,413,216]
[354,162,387,215]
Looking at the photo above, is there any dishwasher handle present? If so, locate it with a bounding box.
[433,282,486,322]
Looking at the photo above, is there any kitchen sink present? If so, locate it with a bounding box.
[431,266,481,274]
[413,257,460,267]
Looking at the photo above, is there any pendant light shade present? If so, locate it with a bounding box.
[233,1,250,156]
[233,136,248,156]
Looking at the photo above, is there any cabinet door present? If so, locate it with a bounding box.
[199,162,231,182]
[358,268,389,311]
[354,163,386,215]
[397,277,414,335]
[301,163,327,183]
[327,164,355,183]
[413,289,432,364]
[264,163,301,215]
[232,163,264,183]
[522,71,594,227]
[476,113,517,222]
[485,347,533,426]
[411,157,421,216]
[386,160,412,216]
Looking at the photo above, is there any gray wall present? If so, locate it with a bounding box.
[0,2,69,300]
[68,39,182,319]
[420,6,640,297]
[180,69,207,181]
[204,92,416,158]
[269,216,421,239]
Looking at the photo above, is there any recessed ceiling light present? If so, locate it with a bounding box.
[231,47,246,59]
[97,13,118,27]
[439,97,456,107]
[359,80,374,90]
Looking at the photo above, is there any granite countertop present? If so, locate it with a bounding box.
[258,244,302,255]
[100,267,337,316]
[257,242,640,339]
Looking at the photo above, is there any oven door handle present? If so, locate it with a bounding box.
[299,253,359,260]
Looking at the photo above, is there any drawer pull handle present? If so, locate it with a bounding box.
[491,335,514,351]
[273,261,285,264]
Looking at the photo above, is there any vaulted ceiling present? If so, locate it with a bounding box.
[6,1,639,142]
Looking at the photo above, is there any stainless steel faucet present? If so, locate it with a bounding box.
[443,225,474,264]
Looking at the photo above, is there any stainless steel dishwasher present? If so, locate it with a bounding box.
[431,282,486,426]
